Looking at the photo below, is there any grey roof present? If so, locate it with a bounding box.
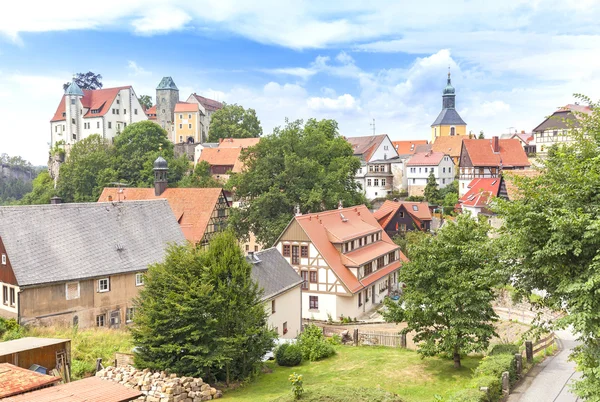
[247,248,303,301]
[0,338,69,356]
[65,80,84,97]
[0,200,186,287]
[156,77,178,90]
[431,108,467,126]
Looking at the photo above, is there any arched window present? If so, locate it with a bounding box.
[450,127,455,136]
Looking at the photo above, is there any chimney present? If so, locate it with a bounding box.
[295,205,302,216]
[50,196,62,205]
[521,130,525,134]
[338,200,343,209]
[153,156,169,196]
[492,136,500,153]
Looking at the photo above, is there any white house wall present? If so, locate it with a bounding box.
[266,285,302,339]
[368,136,398,162]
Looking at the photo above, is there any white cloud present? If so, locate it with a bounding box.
[307,94,359,112]
[127,61,151,76]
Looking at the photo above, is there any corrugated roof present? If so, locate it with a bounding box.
[0,201,185,287]
[346,135,388,161]
[247,248,303,301]
[98,188,227,244]
[218,138,260,148]
[3,376,142,402]
[392,140,428,155]
[0,363,61,398]
[462,138,530,168]
[431,108,466,126]
[431,136,465,158]
[198,148,244,172]
[51,87,132,122]
[0,338,69,356]
[406,151,446,166]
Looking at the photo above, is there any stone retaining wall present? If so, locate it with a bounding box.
[96,366,222,401]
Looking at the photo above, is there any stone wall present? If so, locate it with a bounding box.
[96,366,222,401]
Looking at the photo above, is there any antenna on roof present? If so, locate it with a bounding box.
[370,118,376,136]
[109,182,129,202]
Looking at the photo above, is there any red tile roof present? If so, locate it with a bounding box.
[190,93,223,112]
[3,376,141,402]
[502,170,541,201]
[462,138,530,168]
[459,178,501,208]
[174,102,199,113]
[0,363,61,398]
[346,135,388,162]
[392,140,428,155]
[98,188,227,244]
[373,200,431,230]
[51,86,132,122]
[431,136,464,158]
[198,148,244,172]
[406,151,446,166]
[218,138,260,148]
[145,105,157,120]
[288,205,406,293]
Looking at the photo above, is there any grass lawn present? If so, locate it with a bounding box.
[224,346,481,402]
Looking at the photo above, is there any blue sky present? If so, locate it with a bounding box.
[1,1,600,164]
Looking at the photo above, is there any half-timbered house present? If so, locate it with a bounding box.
[374,200,432,236]
[274,205,406,321]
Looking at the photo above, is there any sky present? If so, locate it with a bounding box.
[1,1,600,165]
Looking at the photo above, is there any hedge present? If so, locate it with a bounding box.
[489,344,519,356]
[475,354,517,383]
[446,388,486,402]
[275,343,302,367]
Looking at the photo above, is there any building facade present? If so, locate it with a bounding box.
[186,93,224,142]
[532,103,592,156]
[431,72,467,142]
[374,200,432,236]
[347,134,398,199]
[406,151,455,196]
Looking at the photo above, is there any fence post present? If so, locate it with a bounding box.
[525,340,533,363]
[400,333,407,349]
[322,326,326,335]
[95,358,103,373]
[502,371,510,394]
[353,329,359,346]
[515,354,523,376]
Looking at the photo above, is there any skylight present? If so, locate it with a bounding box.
[412,205,418,211]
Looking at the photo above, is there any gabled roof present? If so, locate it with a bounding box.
[459,178,502,208]
[198,148,244,172]
[373,200,432,231]
[513,132,534,144]
[532,104,593,133]
[190,93,223,112]
[284,205,406,293]
[392,140,428,155]
[502,170,541,201]
[0,363,61,398]
[431,108,466,126]
[145,105,156,116]
[98,188,227,244]
[346,135,388,161]
[218,138,260,148]
[406,151,446,166]
[51,86,132,122]
[431,136,465,158]
[174,102,199,113]
[247,248,303,301]
[462,138,530,168]
[157,77,178,90]
[0,200,185,287]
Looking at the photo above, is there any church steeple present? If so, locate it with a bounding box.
[442,70,456,109]
[430,70,467,142]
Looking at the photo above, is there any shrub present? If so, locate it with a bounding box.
[447,388,486,402]
[475,353,517,384]
[0,317,20,339]
[470,375,501,401]
[489,344,519,356]
[298,324,336,361]
[276,343,302,367]
[327,334,342,346]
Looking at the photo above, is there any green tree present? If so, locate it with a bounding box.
[493,95,600,399]
[441,192,458,215]
[383,214,500,368]
[131,232,275,384]
[207,103,262,142]
[63,71,102,91]
[138,95,153,110]
[178,161,222,188]
[113,121,187,187]
[19,171,55,205]
[56,135,118,202]
[392,230,428,258]
[423,172,440,204]
[478,131,485,139]
[228,118,366,245]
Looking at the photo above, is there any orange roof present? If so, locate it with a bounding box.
[374,200,432,229]
[51,86,132,122]
[392,140,428,155]
[0,363,61,398]
[462,138,530,168]
[174,102,199,113]
[145,105,157,120]
[502,170,541,201]
[287,205,406,293]
[98,188,227,244]
[459,178,502,208]
[431,136,465,158]
[406,151,446,166]
[198,148,244,173]
[3,376,141,402]
[218,138,260,148]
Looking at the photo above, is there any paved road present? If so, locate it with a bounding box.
[507,329,581,402]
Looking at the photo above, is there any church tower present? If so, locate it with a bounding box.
[431,71,467,142]
[156,77,179,133]
[64,78,83,145]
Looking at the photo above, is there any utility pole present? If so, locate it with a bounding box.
[370,118,376,135]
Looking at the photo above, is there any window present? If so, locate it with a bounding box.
[112,109,115,114]
[419,168,421,173]
[450,127,455,136]
[96,314,106,327]
[381,179,386,186]
[365,289,369,302]
[377,256,385,268]
[189,124,192,129]
[245,244,249,251]
[179,114,183,119]
[124,109,127,114]
[367,179,372,186]
[71,98,76,105]
[271,299,276,314]
[179,124,183,129]
[72,133,76,140]
[364,262,373,276]
[98,278,110,292]
[384,145,389,150]
[358,292,362,307]
[412,178,416,184]
[1,254,5,265]
[108,122,112,129]
[283,322,288,335]
[309,296,318,310]
[71,118,76,124]
[135,273,144,286]
[448,167,452,174]
[291,245,300,264]
[179,136,183,142]
[188,114,192,119]
[309,271,317,283]
[9,288,15,306]
[126,307,135,323]
[2,286,7,305]
[399,211,404,218]
[388,251,396,262]
[110,310,120,327]
[301,271,308,289]
[162,109,165,113]
[301,245,309,258]
[283,244,290,256]
[116,100,120,105]
[97,122,100,129]
[65,282,80,300]
[553,130,558,136]
[134,109,138,115]
[369,165,374,172]
[374,179,379,186]
[443,167,446,173]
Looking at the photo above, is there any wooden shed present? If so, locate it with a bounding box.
[0,337,71,377]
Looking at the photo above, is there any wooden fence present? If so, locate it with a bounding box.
[320,325,413,349]
[530,333,555,356]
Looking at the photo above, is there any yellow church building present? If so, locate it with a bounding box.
[431,72,467,142]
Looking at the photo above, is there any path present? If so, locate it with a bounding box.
[507,329,581,402]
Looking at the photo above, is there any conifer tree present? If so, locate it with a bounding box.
[423,171,440,204]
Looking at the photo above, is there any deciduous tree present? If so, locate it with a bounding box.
[383,214,500,368]
[178,161,221,188]
[19,171,55,205]
[207,103,262,142]
[138,95,153,110]
[63,71,103,91]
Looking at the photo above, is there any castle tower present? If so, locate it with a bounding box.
[153,156,168,196]
[431,71,467,142]
[156,77,179,134]
[64,78,84,144]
